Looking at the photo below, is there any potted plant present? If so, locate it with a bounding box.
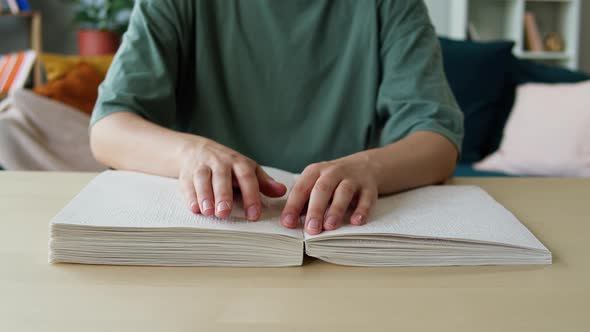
[68,0,134,56]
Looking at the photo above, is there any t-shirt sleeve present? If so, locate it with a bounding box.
[376,0,464,153]
[91,0,191,128]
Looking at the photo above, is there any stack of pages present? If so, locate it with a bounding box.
[49,168,551,267]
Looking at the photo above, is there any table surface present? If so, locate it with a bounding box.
[1,171,589,332]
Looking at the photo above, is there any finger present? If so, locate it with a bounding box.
[324,180,356,231]
[256,166,287,197]
[304,176,339,235]
[281,167,320,229]
[233,163,262,221]
[212,165,233,218]
[180,174,200,214]
[194,166,214,216]
[350,189,377,226]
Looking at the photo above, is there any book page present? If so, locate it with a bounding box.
[304,186,549,251]
[51,169,303,239]
[260,166,297,208]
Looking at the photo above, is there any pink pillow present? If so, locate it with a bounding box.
[475,80,590,177]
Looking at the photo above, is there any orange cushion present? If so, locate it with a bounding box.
[33,62,103,116]
[40,53,114,82]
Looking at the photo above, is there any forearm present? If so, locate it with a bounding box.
[358,131,458,195]
[90,112,201,177]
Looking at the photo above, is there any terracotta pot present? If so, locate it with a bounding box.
[78,30,121,56]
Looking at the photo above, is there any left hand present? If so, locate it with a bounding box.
[280,154,379,235]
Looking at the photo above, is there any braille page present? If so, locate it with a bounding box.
[305,186,550,252]
[50,169,303,240]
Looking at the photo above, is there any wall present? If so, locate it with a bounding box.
[580,1,590,72]
[423,0,451,36]
[0,0,77,55]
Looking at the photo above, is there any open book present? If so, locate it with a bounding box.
[49,168,551,267]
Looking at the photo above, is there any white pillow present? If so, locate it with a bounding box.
[475,80,590,177]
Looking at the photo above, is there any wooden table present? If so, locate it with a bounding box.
[1,172,589,331]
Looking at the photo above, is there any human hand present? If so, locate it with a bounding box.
[179,138,287,220]
[280,154,379,235]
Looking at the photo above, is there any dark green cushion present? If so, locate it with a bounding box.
[438,37,515,163]
[515,59,590,85]
[453,163,511,177]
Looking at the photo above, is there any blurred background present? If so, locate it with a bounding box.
[2,0,588,70]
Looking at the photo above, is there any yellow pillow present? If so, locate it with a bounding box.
[40,53,115,82]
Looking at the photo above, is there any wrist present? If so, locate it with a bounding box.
[365,149,385,189]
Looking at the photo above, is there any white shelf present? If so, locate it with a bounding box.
[425,0,581,69]
[516,51,572,60]
[526,0,575,2]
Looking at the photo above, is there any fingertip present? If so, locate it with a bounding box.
[215,211,231,218]
[350,213,366,226]
[305,218,323,235]
[262,180,287,197]
[246,205,260,221]
[323,215,340,231]
[281,221,296,229]
[190,201,200,214]
[273,181,288,195]
[305,228,322,235]
[201,199,215,216]
[281,213,298,229]
[257,166,287,197]
[215,201,232,218]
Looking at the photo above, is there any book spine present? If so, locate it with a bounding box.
[0,51,36,93]
[10,50,36,93]
[16,0,29,11]
[6,0,19,14]
[0,55,15,92]
[524,12,543,52]
[1,52,24,92]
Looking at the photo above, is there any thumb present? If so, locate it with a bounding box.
[256,166,287,197]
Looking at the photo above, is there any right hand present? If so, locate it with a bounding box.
[179,137,287,220]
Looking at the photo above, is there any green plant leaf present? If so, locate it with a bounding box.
[63,0,135,33]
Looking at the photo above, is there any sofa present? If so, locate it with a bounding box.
[439,37,590,177]
[0,89,105,172]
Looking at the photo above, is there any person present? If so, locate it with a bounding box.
[90,0,464,235]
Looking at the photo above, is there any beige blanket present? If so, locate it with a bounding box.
[0,89,106,171]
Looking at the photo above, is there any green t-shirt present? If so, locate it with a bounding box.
[92,0,464,173]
